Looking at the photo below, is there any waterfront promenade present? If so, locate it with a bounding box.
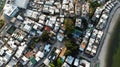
[99,3,120,67]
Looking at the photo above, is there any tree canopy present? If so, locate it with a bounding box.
[57,58,63,67]
[90,1,101,8]
[64,18,75,35]
[40,31,50,42]
[50,58,63,67]
[89,1,101,18]
[65,39,79,57]
[49,63,55,67]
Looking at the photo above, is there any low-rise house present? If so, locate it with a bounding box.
[75,3,81,15]
[0,46,8,55]
[96,13,108,30]
[24,9,39,20]
[38,19,45,25]
[75,18,82,28]
[97,31,103,39]
[65,56,74,65]
[60,17,64,24]
[44,44,51,52]
[39,14,46,21]
[57,33,64,42]
[82,3,89,17]
[0,57,4,66]
[6,57,18,67]
[79,59,90,67]
[62,62,70,67]
[74,58,79,67]
[7,38,17,49]
[79,39,88,51]
[34,0,44,5]
[69,3,74,14]
[45,0,54,5]
[49,6,55,15]
[43,5,49,13]
[12,29,27,41]
[54,2,61,9]
[45,26,51,32]
[91,29,98,39]
[20,19,34,33]
[15,42,27,58]
[43,58,50,67]
[29,56,37,65]
[0,47,13,65]
[25,51,34,59]
[21,56,29,65]
[92,7,103,19]
[35,51,44,61]
[85,43,92,54]
[17,15,24,21]
[3,49,12,64]
[85,30,103,56]
[55,49,61,55]
[90,45,97,56]
[45,20,54,28]
[53,22,60,32]
[62,4,69,11]
[62,0,69,4]
[33,23,44,31]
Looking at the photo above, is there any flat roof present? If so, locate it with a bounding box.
[4,4,18,16]
[14,0,29,9]
[7,25,16,35]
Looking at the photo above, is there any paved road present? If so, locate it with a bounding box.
[99,3,120,67]
[34,41,65,67]
[78,1,120,67]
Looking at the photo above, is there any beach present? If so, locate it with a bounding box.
[99,5,120,67]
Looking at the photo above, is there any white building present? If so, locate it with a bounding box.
[65,56,74,65]
[15,42,27,58]
[75,18,82,28]
[24,9,39,19]
[57,33,64,42]
[74,58,79,66]
[80,59,90,67]
[4,4,19,17]
[44,58,50,67]
[21,56,29,65]
[14,0,29,9]
[62,62,70,67]
[6,57,18,67]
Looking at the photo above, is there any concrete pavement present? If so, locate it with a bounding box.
[99,3,120,67]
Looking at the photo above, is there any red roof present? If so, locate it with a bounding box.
[25,51,34,58]
[44,26,51,32]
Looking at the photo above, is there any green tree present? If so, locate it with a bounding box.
[57,58,63,67]
[65,40,73,49]
[65,50,72,56]
[89,1,101,18]
[64,18,75,35]
[41,31,50,42]
[65,39,79,56]
[49,63,55,67]
[0,19,4,28]
[90,1,101,8]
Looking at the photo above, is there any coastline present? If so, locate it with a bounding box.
[99,6,120,67]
